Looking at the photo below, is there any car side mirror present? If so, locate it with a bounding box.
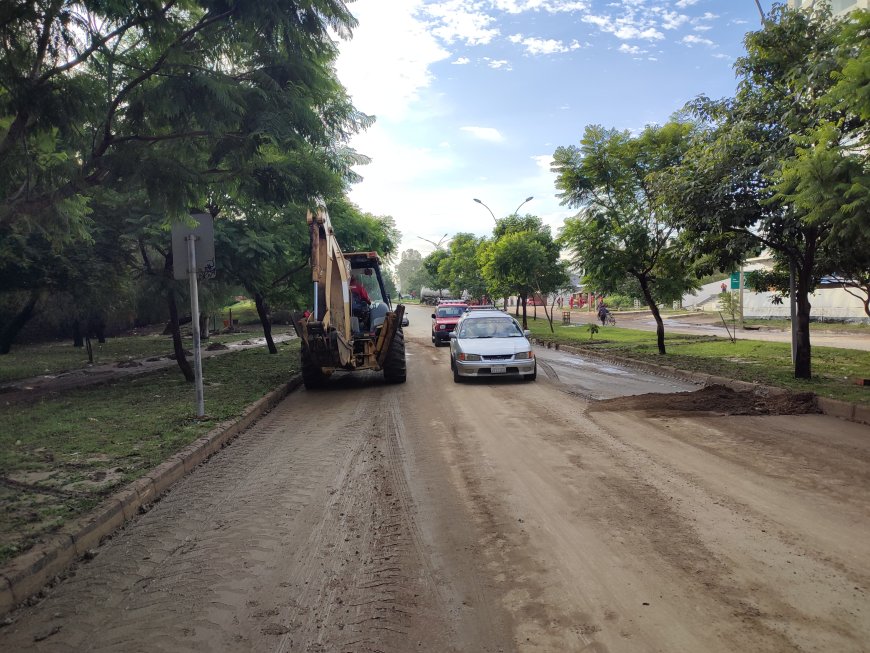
[524,329,531,337]
[431,313,436,319]
[449,332,457,339]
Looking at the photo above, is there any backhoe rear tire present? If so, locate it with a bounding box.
[382,329,407,384]
[301,346,328,389]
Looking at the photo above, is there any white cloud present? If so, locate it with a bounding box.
[682,34,715,47]
[452,57,471,65]
[509,33,581,55]
[675,0,700,7]
[485,58,513,70]
[492,0,590,13]
[461,126,506,142]
[583,13,664,41]
[660,11,689,30]
[336,1,449,121]
[423,1,500,46]
[618,43,642,55]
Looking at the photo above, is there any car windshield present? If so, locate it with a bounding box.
[458,317,523,339]
[436,306,466,318]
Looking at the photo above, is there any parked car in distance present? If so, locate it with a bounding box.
[431,301,469,346]
[449,309,536,382]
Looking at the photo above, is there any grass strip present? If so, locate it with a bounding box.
[0,341,300,564]
[526,320,870,405]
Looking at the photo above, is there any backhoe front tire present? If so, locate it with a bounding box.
[382,330,407,384]
[301,346,328,389]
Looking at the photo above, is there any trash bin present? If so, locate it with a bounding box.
[562,310,571,325]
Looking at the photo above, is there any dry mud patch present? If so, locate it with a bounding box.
[589,384,819,417]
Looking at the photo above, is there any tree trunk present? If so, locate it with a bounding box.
[72,319,84,348]
[254,291,277,354]
[165,250,194,381]
[544,294,556,333]
[793,265,813,379]
[521,294,528,330]
[638,275,666,355]
[90,317,107,344]
[0,290,40,355]
[199,312,209,340]
[167,288,195,381]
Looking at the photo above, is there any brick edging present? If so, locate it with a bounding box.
[533,338,869,426]
[0,375,303,616]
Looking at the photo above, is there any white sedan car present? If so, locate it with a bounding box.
[449,309,536,382]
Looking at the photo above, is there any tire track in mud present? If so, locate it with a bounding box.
[0,383,451,652]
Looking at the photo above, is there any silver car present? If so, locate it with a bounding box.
[449,310,536,382]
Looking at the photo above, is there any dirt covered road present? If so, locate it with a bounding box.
[1,304,868,651]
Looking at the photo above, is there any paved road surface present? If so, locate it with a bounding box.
[2,304,868,651]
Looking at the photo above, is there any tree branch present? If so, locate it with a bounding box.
[37,3,177,83]
[92,5,238,160]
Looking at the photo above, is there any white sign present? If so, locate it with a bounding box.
[171,213,216,281]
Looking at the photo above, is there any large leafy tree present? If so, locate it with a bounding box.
[553,122,698,354]
[0,1,363,239]
[0,1,369,367]
[661,5,858,377]
[480,216,563,329]
[774,10,870,318]
[440,233,488,301]
[421,249,450,297]
[395,249,423,295]
[329,198,401,263]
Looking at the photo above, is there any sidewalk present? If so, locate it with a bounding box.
[561,310,870,352]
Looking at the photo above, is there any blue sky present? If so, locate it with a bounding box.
[335,1,772,260]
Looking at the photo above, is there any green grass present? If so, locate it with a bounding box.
[219,300,261,325]
[526,320,870,405]
[0,325,275,384]
[0,342,300,564]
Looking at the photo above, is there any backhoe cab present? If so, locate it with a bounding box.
[293,205,407,389]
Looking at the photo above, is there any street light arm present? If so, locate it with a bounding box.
[513,196,534,215]
[473,198,497,223]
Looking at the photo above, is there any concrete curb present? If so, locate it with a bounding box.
[533,338,868,424]
[0,375,303,617]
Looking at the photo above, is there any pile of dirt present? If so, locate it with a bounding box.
[589,384,819,417]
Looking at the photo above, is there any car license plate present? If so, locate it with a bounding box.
[490,365,506,374]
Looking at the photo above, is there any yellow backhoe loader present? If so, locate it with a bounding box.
[293,204,407,389]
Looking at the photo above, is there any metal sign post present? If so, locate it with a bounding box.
[171,213,215,418]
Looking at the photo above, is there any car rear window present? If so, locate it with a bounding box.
[436,307,466,318]
[458,318,523,338]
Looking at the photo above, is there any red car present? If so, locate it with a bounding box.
[431,301,469,346]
